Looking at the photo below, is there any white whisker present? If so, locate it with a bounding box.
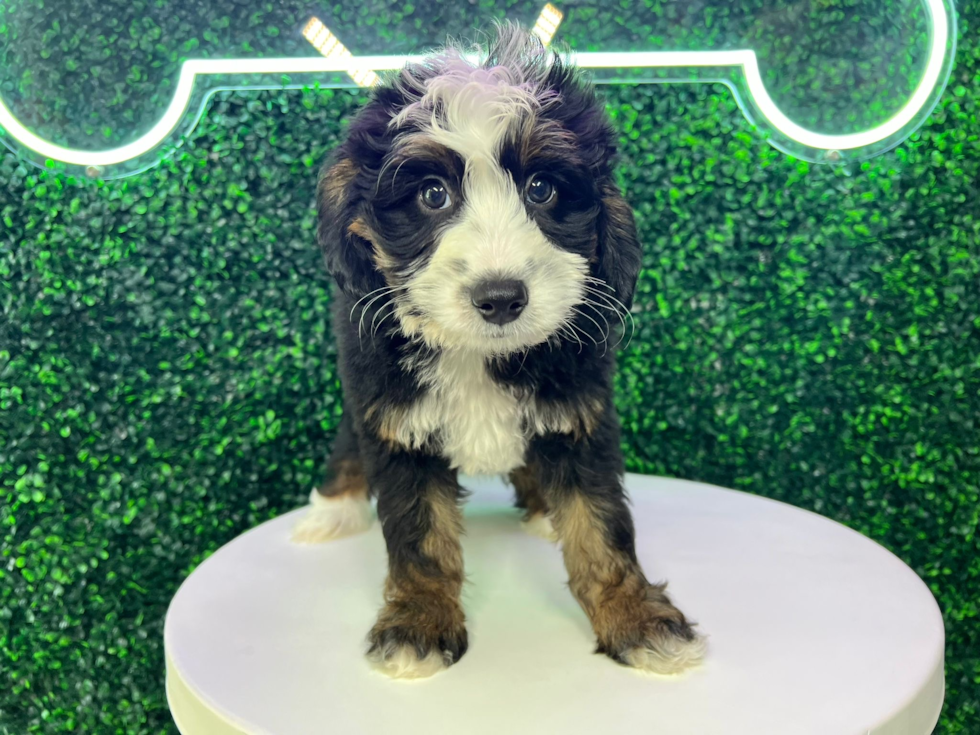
[582,285,635,350]
[572,306,609,346]
[372,303,399,340]
[565,318,598,349]
[556,323,584,352]
[571,308,607,357]
[370,300,395,340]
[349,285,394,323]
[353,285,407,349]
[581,300,612,335]
[582,293,628,348]
[583,275,616,292]
[583,282,632,315]
[515,347,530,376]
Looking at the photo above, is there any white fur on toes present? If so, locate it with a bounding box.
[367,645,450,680]
[290,489,373,544]
[521,512,559,542]
[623,633,708,676]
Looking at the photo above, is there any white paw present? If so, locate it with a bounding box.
[623,633,707,676]
[367,644,450,680]
[521,512,558,542]
[290,489,373,544]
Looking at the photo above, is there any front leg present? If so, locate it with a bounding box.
[363,447,468,680]
[527,422,706,675]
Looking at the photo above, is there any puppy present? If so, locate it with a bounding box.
[293,24,705,680]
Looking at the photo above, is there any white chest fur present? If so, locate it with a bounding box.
[396,351,527,476]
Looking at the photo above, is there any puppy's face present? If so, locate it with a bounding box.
[320,28,641,356]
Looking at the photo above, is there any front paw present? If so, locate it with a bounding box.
[366,602,468,680]
[597,584,706,676]
[612,617,707,675]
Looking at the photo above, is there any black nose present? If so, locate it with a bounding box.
[470,279,528,326]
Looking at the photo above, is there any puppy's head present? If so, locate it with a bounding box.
[319,24,641,355]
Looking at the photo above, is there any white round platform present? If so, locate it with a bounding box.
[165,475,945,735]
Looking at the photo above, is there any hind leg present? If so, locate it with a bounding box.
[291,413,374,544]
[510,464,558,542]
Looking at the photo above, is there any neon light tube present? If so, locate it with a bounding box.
[0,0,952,168]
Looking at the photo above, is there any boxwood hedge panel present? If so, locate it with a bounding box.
[1,1,978,733]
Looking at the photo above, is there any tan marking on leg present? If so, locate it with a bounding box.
[552,493,704,674]
[553,493,629,621]
[419,490,465,588]
[368,487,467,679]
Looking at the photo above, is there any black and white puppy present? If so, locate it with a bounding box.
[293,24,705,679]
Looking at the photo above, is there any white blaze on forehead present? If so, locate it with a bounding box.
[391,60,543,165]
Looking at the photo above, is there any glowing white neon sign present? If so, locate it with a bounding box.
[0,0,954,171]
[302,17,380,88]
[299,5,563,88]
[532,3,564,46]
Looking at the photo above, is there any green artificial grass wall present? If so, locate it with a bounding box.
[1,1,978,733]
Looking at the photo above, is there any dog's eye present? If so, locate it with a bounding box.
[526,175,556,205]
[419,180,452,210]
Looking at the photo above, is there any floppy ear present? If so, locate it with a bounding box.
[316,153,386,299]
[595,179,643,309]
